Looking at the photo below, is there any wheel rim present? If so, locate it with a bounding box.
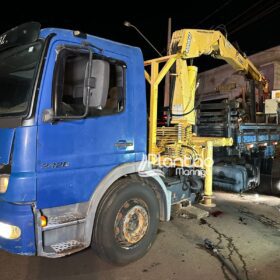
[114,199,149,248]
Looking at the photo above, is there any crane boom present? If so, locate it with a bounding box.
[170,29,268,90]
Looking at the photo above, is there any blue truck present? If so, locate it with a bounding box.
[0,22,279,265]
[0,22,174,265]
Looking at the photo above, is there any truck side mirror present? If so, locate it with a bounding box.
[83,59,110,109]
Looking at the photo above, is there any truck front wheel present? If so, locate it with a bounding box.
[92,178,160,265]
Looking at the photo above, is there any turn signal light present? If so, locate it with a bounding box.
[40,216,48,227]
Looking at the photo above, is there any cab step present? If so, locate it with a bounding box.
[43,212,86,231]
[44,240,86,257]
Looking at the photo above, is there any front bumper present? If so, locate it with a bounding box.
[0,201,36,255]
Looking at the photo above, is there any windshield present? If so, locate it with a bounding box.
[0,41,43,117]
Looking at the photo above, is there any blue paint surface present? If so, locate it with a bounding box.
[0,202,35,255]
[0,127,37,202]
[237,124,280,155]
[35,28,146,208]
[0,129,15,164]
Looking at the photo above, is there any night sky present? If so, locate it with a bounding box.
[1,0,279,71]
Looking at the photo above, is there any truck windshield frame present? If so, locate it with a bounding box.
[0,40,44,118]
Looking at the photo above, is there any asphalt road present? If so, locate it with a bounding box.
[1,192,280,280]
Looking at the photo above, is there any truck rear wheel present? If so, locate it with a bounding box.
[92,178,159,265]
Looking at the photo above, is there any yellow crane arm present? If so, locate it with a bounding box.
[170,29,268,90]
[144,28,267,206]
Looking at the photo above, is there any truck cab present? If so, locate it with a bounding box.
[0,22,172,264]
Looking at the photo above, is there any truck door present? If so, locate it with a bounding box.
[36,46,135,209]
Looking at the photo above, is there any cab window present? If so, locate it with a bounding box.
[53,49,125,117]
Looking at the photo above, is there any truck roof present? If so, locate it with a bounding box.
[40,27,143,59]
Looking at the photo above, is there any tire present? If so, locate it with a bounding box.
[92,178,160,265]
[258,158,280,196]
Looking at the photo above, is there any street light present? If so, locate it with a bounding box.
[123,21,162,57]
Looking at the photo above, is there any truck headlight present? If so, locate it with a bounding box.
[0,222,21,239]
[0,174,9,193]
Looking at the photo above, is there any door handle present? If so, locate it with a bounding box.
[114,140,133,148]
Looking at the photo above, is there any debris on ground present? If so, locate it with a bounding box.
[204,239,246,280]
[239,217,247,225]
[239,207,280,229]
[210,210,223,217]
[178,205,209,219]
[200,218,207,225]
[199,217,250,280]
[172,203,209,219]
